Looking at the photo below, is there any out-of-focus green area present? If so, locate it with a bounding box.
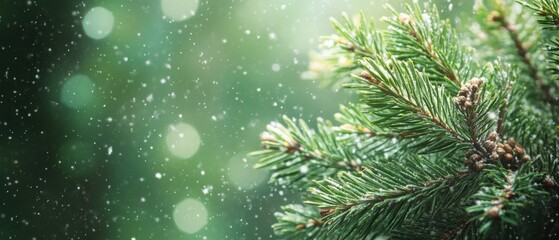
[0,0,467,239]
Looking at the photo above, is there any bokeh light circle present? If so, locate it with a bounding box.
[82,7,114,39]
[165,123,201,159]
[60,74,95,109]
[173,198,208,234]
[161,0,199,21]
[228,155,268,190]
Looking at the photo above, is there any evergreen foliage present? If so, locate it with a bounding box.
[252,0,559,239]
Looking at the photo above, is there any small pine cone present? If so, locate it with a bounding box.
[503,153,514,162]
[519,155,531,163]
[507,138,516,148]
[486,206,501,220]
[496,147,506,155]
[513,146,525,156]
[465,150,477,158]
[491,152,500,161]
[474,162,485,171]
[543,176,555,187]
[454,96,467,104]
[503,143,513,154]
[471,84,479,94]
[483,140,496,152]
[488,132,498,141]
[296,224,306,230]
[469,153,482,162]
[487,11,503,23]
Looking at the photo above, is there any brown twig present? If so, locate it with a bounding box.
[498,17,556,104]
[404,22,461,86]
[360,70,465,142]
[332,170,470,216]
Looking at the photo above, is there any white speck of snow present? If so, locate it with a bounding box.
[244,29,251,35]
[155,172,162,179]
[146,94,153,102]
[108,146,113,155]
[211,116,217,121]
[202,185,212,195]
[300,165,309,174]
[272,63,281,72]
[123,57,128,62]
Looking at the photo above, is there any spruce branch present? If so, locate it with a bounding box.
[252,116,395,187]
[301,13,383,88]
[272,204,324,239]
[383,4,479,90]
[489,3,556,104]
[467,165,548,234]
[334,103,417,140]
[518,0,559,28]
[347,55,470,155]
[305,156,481,239]
[330,12,382,59]
[254,1,559,238]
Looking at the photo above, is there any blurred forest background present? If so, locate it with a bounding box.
[0,0,464,239]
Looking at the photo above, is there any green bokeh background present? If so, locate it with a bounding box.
[0,0,467,239]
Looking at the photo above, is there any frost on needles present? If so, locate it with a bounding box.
[250,0,559,239]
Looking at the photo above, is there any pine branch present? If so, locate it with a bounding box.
[547,39,559,80]
[330,12,384,60]
[347,55,471,156]
[252,116,394,187]
[334,103,418,140]
[489,2,556,104]
[305,156,482,239]
[518,0,559,28]
[302,13,383,88]
[383,4,479,90]
[255,1,559,238]
[466,165,548,234]
[272,204,324,239]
